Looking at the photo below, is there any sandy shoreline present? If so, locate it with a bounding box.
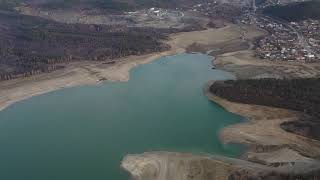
[0,48,183,111]
[121,24,320,179]
[0,24,251,111]
[120,83,320,180]
[204,82,320,158]
[204,41,320,163]
[207,34,320,159]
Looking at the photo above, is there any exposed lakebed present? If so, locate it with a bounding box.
[0,53,244,180]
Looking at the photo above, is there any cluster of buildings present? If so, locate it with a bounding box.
[290,20,320,57]
[189,2,218,15]
[257,0,283,9]
[126,8,183,20]
[184,1,242,22]
[146,8,182,19]
[239,13,319,63]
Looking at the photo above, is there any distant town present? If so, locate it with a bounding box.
[180,0,320,63]
[239,2,320,63]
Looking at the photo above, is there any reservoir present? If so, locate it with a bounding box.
[0,53,244,180]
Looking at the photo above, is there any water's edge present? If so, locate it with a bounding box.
[0,53,245,180]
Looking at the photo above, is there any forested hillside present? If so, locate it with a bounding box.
[1,0,172,12]
[210,78,320,140]
[263,0,320,21]
[2,0,252,12]
[281,116,320,140]
[210,78,320,118]
[0,11,171,81]
[1,0,203,12]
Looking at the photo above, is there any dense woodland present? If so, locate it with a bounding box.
[210,78,320,118]
[0,11,174,81]
[0,0,232,81]
[281,116,320,140]
[210,78,320,140]
[263,0,320,21]
[0,0,218,12]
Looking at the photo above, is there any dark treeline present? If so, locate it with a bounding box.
[210,78,320,118]
[281,116,320,141]
[5,0,223,12]
[263,0,320,21]
[229,169,320,180]
[0,11,175,81]
[210,78,320,140]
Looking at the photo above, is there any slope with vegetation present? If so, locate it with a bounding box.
[210,78,320,140]
[263,0,320,21]
[2,0,208,12]
[210,78,320,118]
[0,11,171,81]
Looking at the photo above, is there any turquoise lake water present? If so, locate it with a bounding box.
[0,53,244,180]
